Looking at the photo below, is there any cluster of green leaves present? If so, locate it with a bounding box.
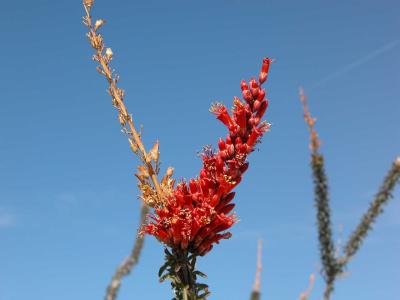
[159,248,210,300]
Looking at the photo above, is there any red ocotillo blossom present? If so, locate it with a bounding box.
[142,58,272,256]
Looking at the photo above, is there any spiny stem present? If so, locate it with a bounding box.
[104,204,149,300]
[311,153,339,283]
[341,157,400,265]
[300,88,338,285]
[300,88,400,300]
[323,281,334,300]
[159,249,209,300]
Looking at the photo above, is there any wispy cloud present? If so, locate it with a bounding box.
[0,209,16,228]
[310,39,399,90]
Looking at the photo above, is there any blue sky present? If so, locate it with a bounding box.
[0,0,399,299]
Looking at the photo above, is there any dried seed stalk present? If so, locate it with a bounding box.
[82,1,173,299]
[249,240,263,300]
[82,0,170,207]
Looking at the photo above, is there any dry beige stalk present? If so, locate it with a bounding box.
[82,0,173,208]
[253,239,263,292]
[299,87,321,154]
[249,240,262,300]
[299,273,315,300]
[82,1,175,300]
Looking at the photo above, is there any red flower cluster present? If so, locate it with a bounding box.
[143,58,272,256]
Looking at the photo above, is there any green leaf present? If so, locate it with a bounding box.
[190,256,197,268]
[198,291,211,299]
[159,274,174,283]
[196,283,209,291]
[193,270,207,278]
[158,262,171,277]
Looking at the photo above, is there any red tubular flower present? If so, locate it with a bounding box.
[142,58,272,256]
[259,57,272,84]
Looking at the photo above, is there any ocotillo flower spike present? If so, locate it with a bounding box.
[142,58,273,256]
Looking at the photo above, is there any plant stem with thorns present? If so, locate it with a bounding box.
[341,158,400,265]
[300,87,400,300]
[299,88,338,295]
[105,204,149,300]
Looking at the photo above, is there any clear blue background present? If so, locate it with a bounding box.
[0,0,399,299]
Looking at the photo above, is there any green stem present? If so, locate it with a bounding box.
[159,248,209,300]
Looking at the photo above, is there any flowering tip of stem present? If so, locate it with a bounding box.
[83,0,94,9]
[143,58,272,256]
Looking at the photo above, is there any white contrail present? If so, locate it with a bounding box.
[309,39,399,90]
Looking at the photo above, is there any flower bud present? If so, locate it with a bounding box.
[218,138,226,150]
[249,78,259,98]
[235,136,242,145]
[242,90,253,103]
[259,57,272,84]
[189,179,198,193]
[240,80,249,91]
[219,150,227,160]
[248,117,255,127]
[253,100,261,112]
[227,144,235,157]
[256,99,268,119]
[220,203,235,214]
[250,78,259,89]
[257,89,266,101]
[240,162,249,173]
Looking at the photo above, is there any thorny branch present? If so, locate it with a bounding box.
[105,204,149,300]
[341,157,400,265]
[299,88,338,295]
[299,87,400,300]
